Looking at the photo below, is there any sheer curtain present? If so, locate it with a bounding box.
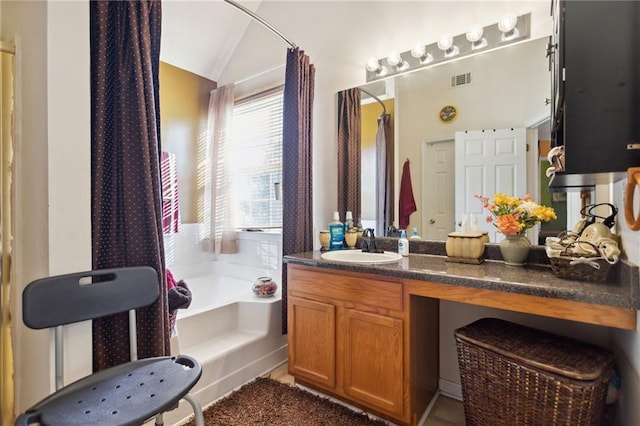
[281,48,315,334]
[337,88,361,225]
[90,0,168,370]
[204,84,238,255]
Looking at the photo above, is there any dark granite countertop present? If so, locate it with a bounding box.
[284,239,640,310]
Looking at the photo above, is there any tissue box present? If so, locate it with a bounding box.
[446,231,488,264]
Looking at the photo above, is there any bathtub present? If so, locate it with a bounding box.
[174,263,258,316]
[163,260,288,425]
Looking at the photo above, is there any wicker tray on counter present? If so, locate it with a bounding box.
[548,240,614,282]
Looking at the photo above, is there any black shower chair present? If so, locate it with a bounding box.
[15,267,204,426]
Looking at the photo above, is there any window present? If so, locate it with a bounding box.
[230,88,283,228]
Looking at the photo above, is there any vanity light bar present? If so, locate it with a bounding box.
[365,13,531,82]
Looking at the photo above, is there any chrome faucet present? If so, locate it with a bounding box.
[360,228,384,253]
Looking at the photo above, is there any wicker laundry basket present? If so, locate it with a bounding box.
[455,318,614,426]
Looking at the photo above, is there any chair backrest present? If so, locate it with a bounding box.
[23,267,160,329]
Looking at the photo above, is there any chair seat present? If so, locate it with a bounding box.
[17,355,202,426]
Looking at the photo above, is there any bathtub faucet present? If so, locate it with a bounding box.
[361,228,383,253]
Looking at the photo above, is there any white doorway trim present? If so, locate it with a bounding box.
[421,136,455,240]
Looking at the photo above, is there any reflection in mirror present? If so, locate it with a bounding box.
[360,86,395,235]
[362,88,393,235]
[339,36,569,243]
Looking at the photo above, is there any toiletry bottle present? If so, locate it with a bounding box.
[410,227,421,240]
[329,211,344,250]
[398,230,409,256]
[345,211,354,231]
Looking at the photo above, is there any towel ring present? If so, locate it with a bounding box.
[624,167,640,231]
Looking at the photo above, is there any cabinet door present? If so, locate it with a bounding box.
[288,296,336,388]
[343,308,403,417]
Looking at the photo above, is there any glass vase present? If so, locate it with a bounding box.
[499,234,530,266]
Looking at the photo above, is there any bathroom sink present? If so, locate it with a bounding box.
[320,249,402,264]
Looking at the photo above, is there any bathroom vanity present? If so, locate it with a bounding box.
[284,244,639,425]
[287,264,437,425]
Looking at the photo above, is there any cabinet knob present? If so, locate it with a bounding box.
[429,219,436,225]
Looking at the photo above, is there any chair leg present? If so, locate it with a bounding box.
[183,393,204,426]
[154,413,164,425]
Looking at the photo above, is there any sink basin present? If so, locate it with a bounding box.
[320,249,403,264]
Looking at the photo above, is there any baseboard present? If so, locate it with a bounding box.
[438,379,463,401]
[417,391,440,426]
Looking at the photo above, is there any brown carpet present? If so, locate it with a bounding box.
[183,377,390,426]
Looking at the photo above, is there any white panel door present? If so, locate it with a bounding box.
[422,140,455,240]
[454,128,527,242]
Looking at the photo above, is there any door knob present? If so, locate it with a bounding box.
[429,219,436,224]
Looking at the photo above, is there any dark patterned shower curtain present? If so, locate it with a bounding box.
[90,0,169,370]
[376,113,393,236]
[337,88,361,225]
[282,48,315,334]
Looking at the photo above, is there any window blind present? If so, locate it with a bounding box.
[230,89,283,228]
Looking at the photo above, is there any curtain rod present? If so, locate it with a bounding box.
[360,88,387,115]
[223,0,297,49]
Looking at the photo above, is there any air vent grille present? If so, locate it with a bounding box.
[451,72,472,87]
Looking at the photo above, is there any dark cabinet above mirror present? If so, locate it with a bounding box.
[549,0,640,189]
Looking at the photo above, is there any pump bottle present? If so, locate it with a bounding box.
[410,227,421,240]
[398,230,409,256]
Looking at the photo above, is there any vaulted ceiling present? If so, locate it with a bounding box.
[160,0,263,82]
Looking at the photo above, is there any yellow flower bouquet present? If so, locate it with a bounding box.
[475,193,557,236]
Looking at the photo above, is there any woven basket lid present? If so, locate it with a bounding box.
[455,317,614,381]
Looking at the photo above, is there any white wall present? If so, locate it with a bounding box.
[2,0,91,413]
[611,180,640,426]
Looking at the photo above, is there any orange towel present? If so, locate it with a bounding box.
[399,160,416,229]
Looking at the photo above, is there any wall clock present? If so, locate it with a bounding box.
[439,105,457,124]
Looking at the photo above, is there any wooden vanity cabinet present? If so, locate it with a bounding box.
[287,264,438,425]
[288,296,336,388]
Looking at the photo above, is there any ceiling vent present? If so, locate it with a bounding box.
[451,72,472,87]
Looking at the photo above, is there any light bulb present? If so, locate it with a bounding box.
[466,24,488,50]
[387,52,402,67]
[437,33,459,58]
[499,13,520,41]
[411,44,433,64]
[437,34,454,51]
[387,51,409,71]
[466,25,484,43]
[365,57,382,73]
[499,13,518,33]
[411,44,425,58]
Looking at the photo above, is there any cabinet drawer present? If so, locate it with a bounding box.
[288,265,402,311]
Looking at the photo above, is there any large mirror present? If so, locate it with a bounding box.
[340,36,568,242]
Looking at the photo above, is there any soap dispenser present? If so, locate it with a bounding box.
[410,227,421,240]
[398,230,409,256]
